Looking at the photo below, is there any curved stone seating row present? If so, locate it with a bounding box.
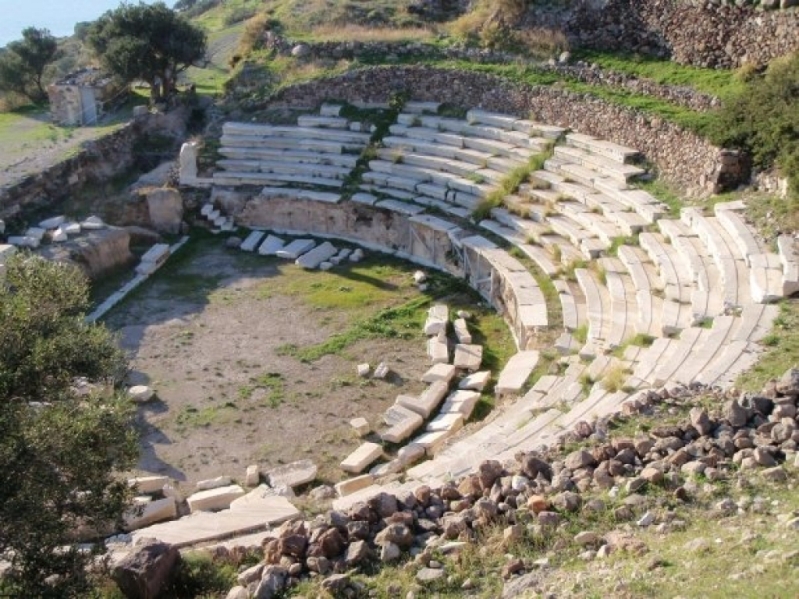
[213,108,371,191]
[196,109,791,512]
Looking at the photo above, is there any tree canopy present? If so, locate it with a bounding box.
[87,1,207,100]
[0,254,138,598]
[0,27,59,103]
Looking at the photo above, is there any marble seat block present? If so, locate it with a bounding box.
[453,344,483,371]
[440,390,480,419]
[128,475,170,495]
[124,497,177,531]
[335,474,374,497]
[424,304,449,335]
[381,404,424,444]
[459,370,490,391]
[187,485,246,513]
[267,459,318,489]
[296,241,337,269]
[397,380,449,418]
[421,363,457,384]
[340,442,384,474]
[241,230,265,252]
[258,234,285,256]
[427,335,450,364]
[276,239,315,259]
[496,351,540,396]
[453,318,472,344]
[426,412,464,433]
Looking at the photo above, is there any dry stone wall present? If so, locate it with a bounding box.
[564,0,799,68]
[260,65,747,195]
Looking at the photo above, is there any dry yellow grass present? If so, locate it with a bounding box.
[308,24,436,43]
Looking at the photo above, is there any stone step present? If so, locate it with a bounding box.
[217,159,351,180]
[495,350,540,397]
[296,115,350,129]
[553,145,646,183]
[777,234,799,296]
[340,442,384,474]
[222,122,370,145]
[565,132,640,164]
[275,239,316,260]
[213,172,345,188]
[220,135,347,154]
[575,268,609,355]
[554,279,585,333]
[260,187,341,203]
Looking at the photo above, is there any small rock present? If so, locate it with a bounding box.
[416,567,445,583]
[356,363,370,377]
[381,541,401,562]
[128,385,155,403]
[637,511,655,527]
[690,407,714,436]
[349,417,370,436]
[245,465,260,487]
[574,531,599,546]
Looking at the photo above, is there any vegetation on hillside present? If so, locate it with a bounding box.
[0,254,138,598]
[0,27,59,104]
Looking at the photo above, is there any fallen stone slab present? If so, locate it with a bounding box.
[496,350,540,396]
[350,417,371,436]
[453,318,472,344]
[136,243,170,275]
[412,430,450,456]
[454,344,483,371]
[267,459,317,489]
[245,465,260,487]
[187,485,245,513]
[25,227,46,240]
[356,363,370,377]
[129,495,297,548]
[51,227,68,243]
[258,234,285,255]
[240,230,265,252]
[39,215,66,229]
[335,474,374,497]
[441,390,480,419]
[424,304,449,336]
[459,370,491,391]
[8,235,39,249]
[421,363,457,384]
[124,497,177,531]
[396,380,449,418]
[427,336,449,364]
[382,404,423,444]
[276,238,315,260]
[340,442,384,474]
[128,475,170,495]
[81,215,106,230]
[296,241,337,269]
[196,476,232,491]
[228,485,297,518]
[373,362,390,379]
[426,412,464,433]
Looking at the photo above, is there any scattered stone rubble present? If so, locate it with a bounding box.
[111,368,799,599]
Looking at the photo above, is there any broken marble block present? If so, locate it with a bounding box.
[350,417,371,436]
[424,304,449,336]
[187,484,245,512]
[196,476,232,491]
[335,474,373,497]
[421,363,457,384]
[381,404,423,444]
[459,370,491,391]
[453,318,472,344]
[268,459,318,489]
[373,362,390,379]
[340,442,383,474]
[128,475,170,495]
[454,344,483,371]
[356,363,370,377]
[427,335,449,364]
[396,380,449,419]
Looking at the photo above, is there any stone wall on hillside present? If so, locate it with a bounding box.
[258,66,747,195]
[563,0,799,68]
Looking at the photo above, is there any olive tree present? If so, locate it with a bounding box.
[87,2,207,100]
[0,254,138,598]
[0,27,59,103]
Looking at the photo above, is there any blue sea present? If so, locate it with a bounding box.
[0,0,175,47]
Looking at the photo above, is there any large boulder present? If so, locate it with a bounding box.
[112,539,181,599]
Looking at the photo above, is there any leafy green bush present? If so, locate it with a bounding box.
[709,50,799,198]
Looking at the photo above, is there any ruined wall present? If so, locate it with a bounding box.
[260,65,747,195]
[564,0,799,68]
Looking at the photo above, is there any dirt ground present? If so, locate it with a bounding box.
[103,241,434,494]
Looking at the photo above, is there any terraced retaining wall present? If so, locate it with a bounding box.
[564,0,799,68]
[260,65,747,195]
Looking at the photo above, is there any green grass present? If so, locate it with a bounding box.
[572,50,745,101]
[637,179,684,217]
[238,372,286,408]
[737,300,799,390]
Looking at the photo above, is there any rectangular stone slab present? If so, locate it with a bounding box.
[381,407,423,444]
[340,442,384,474]
[459,370,490,391]
[427,336,449,364]
[128,475,169,495]
[335,474,374,497]
[266,459,318,489]
[124,497,177,531]
[441,390,480,419]
[258,234,285,255]
[421,363,457,384]
[276,239,315,260]
[187,485,246,513]
[454,344,483,371]
[397,380,449,418]
[424,304,449,335]
[496,351,540,396]
[240,230,265,252]
[426,412,464,433]
[296,241,337,269]
[453,318,472,344]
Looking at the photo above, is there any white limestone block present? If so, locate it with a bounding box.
[240,230,265,252]
[381,405,423,444]
[459,370,490,391]
[124,496,177,530]
[421,363,457,384]
[350,417,371,436]
[258,234,285,256]
[8,236,39,249]
[267,459,317,488]
[412,430,450,456]
[424,304,449,336]
[187,484,246,512]
[356,363,370,377]
[396,380,449,418]
[777,234,799,296]
[197,476,232,491]
[440,390,480,419]
[245,465,260,487]
[397,443,426,467]
[276,238,316,260]
[427,336,449,364]
[426,412,464,433]
[496,351,540,396]
[453,318,472,344]
[335,474,374,497]
[340,442,383,474]
[50,226,68,242]
[296,241,337,269]
[128,475,170,495]
[81,215,106,230]
[453,344,483,371]
[39,215,65,229]
[373,362,390,379]
[25,227,46,240]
